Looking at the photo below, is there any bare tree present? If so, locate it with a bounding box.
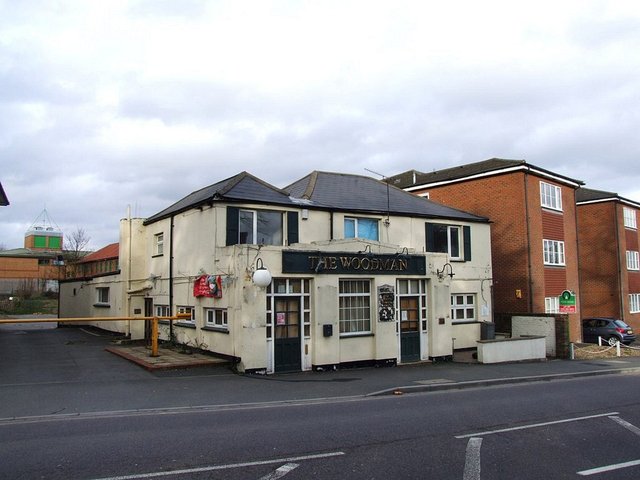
[64,227,91,263]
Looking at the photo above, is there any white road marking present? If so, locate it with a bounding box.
[462,437,482,480]
[577,459,640,476]
[455,412,619,438]
[257,463,299,480]
[89,452,344,480]
[609,416,640,437]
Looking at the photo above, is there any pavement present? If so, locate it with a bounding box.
[3,319,640,408]
[106,331,640,397]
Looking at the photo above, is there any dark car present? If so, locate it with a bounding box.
[582,317,636,346]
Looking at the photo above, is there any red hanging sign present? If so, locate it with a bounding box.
[193,275,222,298]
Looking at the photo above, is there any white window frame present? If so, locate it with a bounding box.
[545,296,560,314]
[344,216,380,241]
[624,207,637,229]
[177,305,195,323]
[627,251,640,271]
[96,287,110,305]
[450,294,476,322]
[543,239,565,266]
[238,209,284,246]
[630,293,640,314]
[428,223,463,260]
[540,181,562,211]
[205,308,228,330]
[338,279,372,335]
[154,233,164,256]
[155,305,171,317]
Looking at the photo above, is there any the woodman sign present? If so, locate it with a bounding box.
[282,251,426,275]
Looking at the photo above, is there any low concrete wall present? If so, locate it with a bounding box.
[477,336,546,364]
[512,316,556,356]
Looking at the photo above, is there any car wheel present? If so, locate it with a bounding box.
[607,336,619,347]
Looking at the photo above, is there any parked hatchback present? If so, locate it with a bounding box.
[582,317,636,346]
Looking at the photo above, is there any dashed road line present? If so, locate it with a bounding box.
[577,459,640,476]
[89,451,344,480]
[462,437,482,480]
[455,411,619,439]
[609,416,640,437]
[257,463,299,480]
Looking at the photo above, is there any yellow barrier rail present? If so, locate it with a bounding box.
[0,313,192,357]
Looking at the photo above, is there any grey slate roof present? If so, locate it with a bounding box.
[145,170,489,225]
[388,158,583,189]
[144,172,295,225]
[286,171,488,222]
[576,187,640,208]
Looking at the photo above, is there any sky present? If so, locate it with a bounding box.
[1,0,639,251]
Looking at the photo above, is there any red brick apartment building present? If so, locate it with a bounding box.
[389,158,584,341]
[576,188,640,330]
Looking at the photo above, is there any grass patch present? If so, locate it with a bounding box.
[0,296,58,316]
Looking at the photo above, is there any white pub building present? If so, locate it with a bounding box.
[60,171,493,373]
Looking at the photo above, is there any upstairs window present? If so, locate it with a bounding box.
[154,233,164,256]
[426,223,471,261]
[624,207,637,229]
[540,182,562,211]
[344,217,379,241]
[543,239,565,265]
[226,207,297,247]
[627,251,640,271]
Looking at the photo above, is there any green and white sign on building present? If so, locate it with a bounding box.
[559,290,576,313]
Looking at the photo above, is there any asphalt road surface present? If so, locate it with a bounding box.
[2,321,640,479]
[2,374,640,479]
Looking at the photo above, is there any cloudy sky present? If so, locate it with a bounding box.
[1,0,639,251]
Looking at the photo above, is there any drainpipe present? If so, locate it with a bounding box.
[169,214,175,340]
[330,211,334,240]
[126,205,132,337]
[523,171,534,312]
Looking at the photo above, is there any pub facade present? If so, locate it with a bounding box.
[60,171,493,373]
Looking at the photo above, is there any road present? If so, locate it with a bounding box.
[2,374,640,479]
[2,322,640,479]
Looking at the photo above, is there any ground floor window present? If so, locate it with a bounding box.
[177,305,195,323]
[545,296,560,314]
[96,287,110,305]
[205,308,228,330]
[630,293,640,313]
[155,304,171,317]
[339,279,371,335]
[451,294,476,322]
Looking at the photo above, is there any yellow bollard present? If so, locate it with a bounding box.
[151,316,159,357]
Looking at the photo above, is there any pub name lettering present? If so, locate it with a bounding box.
[308,255,409,272]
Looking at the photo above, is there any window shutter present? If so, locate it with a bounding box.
[226,207,239,246]
[425,223,435,252]
[463,225,471,261]
[287,211,299,245]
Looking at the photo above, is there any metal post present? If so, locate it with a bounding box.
[151,316,159,357]
[616,340,621,357]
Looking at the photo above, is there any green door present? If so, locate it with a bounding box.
[400,297,420,362]
[274,297,302,372]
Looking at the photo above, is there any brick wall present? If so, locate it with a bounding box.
[577,201,621,319]
[414,171,581,342]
